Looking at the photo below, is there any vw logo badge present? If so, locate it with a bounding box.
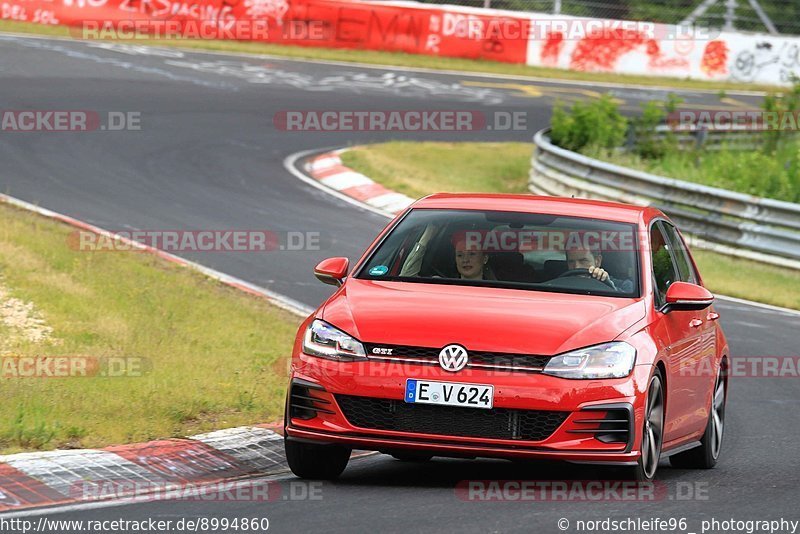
[439,344,468,372]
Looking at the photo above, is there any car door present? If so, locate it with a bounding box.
[659,221,719,428]
[648,221,708,443]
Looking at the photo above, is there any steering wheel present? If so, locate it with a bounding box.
[427,265,452,278]
[556,268,615,288]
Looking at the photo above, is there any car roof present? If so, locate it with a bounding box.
[411,194,653,224]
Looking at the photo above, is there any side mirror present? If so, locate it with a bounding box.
[314,257,349,287]
[662,281,714,312]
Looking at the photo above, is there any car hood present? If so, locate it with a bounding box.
[321,279,646,356]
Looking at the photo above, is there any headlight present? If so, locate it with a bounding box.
[543,342,636,379]
[302,320,367,361]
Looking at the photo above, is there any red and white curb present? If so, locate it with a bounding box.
[304,149,415,217]
[0,424,286,513]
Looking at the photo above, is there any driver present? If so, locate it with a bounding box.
[564,243,632,292]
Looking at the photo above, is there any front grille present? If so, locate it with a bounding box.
[335,394,568,441]
[364,344,551,372]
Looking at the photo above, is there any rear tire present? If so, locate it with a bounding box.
[285,439,351,480]
[625,368,665,481]
[670,367,726,469]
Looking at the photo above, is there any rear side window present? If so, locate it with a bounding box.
[658,222,698,284]
[650,223,679,305]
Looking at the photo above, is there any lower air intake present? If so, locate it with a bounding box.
[335,395,568,441]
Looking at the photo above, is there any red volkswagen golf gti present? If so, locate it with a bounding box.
[284,194,728,481]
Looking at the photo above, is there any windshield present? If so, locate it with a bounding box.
[356,209,640,298]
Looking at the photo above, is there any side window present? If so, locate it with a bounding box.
[650,223,679,305]
[659,222,698,284]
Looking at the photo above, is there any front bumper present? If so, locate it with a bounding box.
[285,353,652,465]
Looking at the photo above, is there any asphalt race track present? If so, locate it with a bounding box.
[1,33,798,534]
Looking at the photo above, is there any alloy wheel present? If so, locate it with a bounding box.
[641,374,665,479]
[710,371,726,460]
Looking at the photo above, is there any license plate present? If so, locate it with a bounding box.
[405,379,494,409]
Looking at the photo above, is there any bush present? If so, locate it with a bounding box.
[549,95,628,152]
[595,138,800,203]
[762,76,800,153]
[631,94,683,159]
[548,85,800,203]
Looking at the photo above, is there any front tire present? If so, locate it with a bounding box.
[670,366,726,469]
[626,368,665,481]
[285,438,351,480]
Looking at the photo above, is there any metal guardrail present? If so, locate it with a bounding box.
[638,125,784,152]
[529,128,800,270]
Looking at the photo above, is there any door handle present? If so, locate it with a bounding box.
[689,319,704,328]
[707,312,720,321]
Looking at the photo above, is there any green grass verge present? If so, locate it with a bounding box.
[0,19,779,94]
[583,141,800,203]
[341,141,533,200]
[691,250,800,310]
[0,202,301,453]
[342,141,800,310]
